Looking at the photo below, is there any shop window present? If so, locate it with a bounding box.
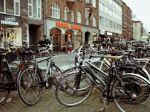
[77,11,82,23]
[51,2,60,19]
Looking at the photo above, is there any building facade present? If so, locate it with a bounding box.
[0,0,22,47]
[122,1,132,41]
[44,0,99,51]
[99,0,123,43]
[20,0,43,45]
[133,21,144,41]
[0,0,43,46]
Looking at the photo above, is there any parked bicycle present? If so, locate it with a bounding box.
[17,44,63,106]
[55,46,150,112]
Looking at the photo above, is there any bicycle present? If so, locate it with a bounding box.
[0,46,30,105]
[17,44,63,106]
[55,46,150,112]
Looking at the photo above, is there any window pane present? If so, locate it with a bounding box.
[71,11,74,22]
[29,5,32,16]
[6,0,14,14]
[0,0,4,12]
[15,2,19,15]
[29,0,32,4]
[38,8,41,18]
[33,0,37,17]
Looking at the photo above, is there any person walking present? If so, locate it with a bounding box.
[66,38,73,53]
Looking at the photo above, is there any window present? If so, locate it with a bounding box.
[93,16,96,27]
[0,0,4,12]
[64,7,69,21]
[71,10,75,22]
[104,6,109,14]
[51,2,60,19]
[14,0,20,15]
[6,0,14,14]
[100,3,104,11]
[85,8,89,25]
[0,0,20,16]
[91,0,96,8]
[100,16,105,26]
[77,11,82,23]
[28,0,41,19]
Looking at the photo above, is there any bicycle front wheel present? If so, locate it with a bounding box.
[112,73,150,112]
[55,71,93,107]
[0,72,10,105]
[17,68,42,106]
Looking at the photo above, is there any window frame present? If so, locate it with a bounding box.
[51,2,60,19]
[0,0,20,16]
[28,0,41,19]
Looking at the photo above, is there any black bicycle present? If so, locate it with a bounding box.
[55,46,150,112]
[0,46,34,105]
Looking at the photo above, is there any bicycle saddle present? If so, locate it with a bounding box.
[104,55,123,61]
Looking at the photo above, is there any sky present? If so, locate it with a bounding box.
[123,0,150,32]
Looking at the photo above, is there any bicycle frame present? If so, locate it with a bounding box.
[32,52,57,87]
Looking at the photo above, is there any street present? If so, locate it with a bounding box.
[0,53,150,112]
[0,88,119,112]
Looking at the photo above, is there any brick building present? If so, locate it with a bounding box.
[44,0,99,51]
[0,0,43,46]
[122,1,133,41]
[0,0,22,46]
[20,0,43,45]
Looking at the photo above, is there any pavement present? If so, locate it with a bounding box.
[1,53,150,112]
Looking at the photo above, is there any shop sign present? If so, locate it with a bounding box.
[56,21,81,30]
[107,32,112,36]
[1,20,19,26]
[56,21,70,29]
[71,24,81,30]
[0,17,19,26]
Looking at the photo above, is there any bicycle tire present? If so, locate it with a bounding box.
[17,68,42,106]
[55,72,93,107]
[112,73,150,112]
[50,65,63,87]
[0,72,11,105]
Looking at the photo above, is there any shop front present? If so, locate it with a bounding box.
[0,15,22,47]
[99,30,121,44]
[46,20,82,52]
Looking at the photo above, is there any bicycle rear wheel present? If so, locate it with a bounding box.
[112,73,150,112]
[0,72,11,105]
[17,68,42,106]
[55,71,93,107]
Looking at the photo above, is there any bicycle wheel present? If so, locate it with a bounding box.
[112,73,150,112]
[63,67,92,91]
[50,65,63,87]
[0,72,11,105]
[17,68,42,106]
[55,71,93,107]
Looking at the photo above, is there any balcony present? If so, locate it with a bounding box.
[66,0,75,9]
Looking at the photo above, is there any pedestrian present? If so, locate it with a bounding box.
[66,38,73,53]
